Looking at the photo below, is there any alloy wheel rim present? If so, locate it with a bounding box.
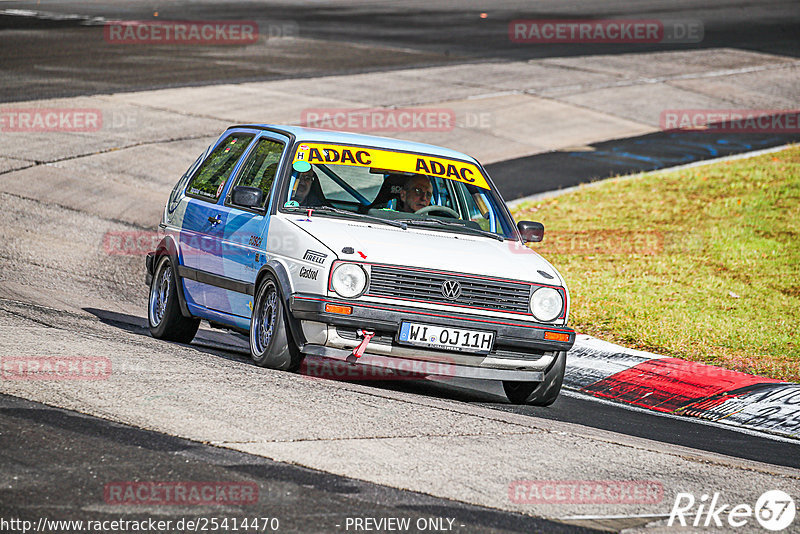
[149,263,171,326]
[254,285,277,354]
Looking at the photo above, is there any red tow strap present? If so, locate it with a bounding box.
[352,329,375,359]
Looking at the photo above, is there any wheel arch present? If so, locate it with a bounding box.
[152,236,193,318]
[254,260,306,347]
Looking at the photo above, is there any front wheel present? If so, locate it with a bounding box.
[503,350,566,406]
[250,275,303,371]
[148,255,200,343]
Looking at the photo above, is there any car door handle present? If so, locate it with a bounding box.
[207,215,221,225]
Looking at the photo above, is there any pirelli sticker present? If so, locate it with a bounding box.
[293,143,489,189]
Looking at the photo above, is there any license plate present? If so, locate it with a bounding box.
[397,322,495,354]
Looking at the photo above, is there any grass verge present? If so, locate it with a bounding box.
[511,146,800,382]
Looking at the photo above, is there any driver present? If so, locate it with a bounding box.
[292,168,316,204]
[398,174,433,213]
[292,168,329,207]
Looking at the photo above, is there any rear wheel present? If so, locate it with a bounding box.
[148,255,200,343]
[250,275,303,371]
[503,350,566,406]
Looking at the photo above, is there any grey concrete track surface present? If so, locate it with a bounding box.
[0,1,799,532]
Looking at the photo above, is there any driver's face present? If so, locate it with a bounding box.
[294,171,313,201]
[400,177,433,212]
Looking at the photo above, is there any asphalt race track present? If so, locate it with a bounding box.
[1,394,594,534]
[1,2,799,533]
[1,0,799,102]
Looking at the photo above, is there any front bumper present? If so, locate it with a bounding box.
[289,293,575,357]
[301,344,546,382]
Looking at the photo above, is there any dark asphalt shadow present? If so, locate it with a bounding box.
[486,126,800,200]
[82,307,252,363]
[0,393,602,534]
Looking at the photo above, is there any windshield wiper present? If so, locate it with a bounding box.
[286,206,407,230]
[398,218,504,241]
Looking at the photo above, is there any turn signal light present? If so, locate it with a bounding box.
[544,331,570,342]
[325,303,353,315]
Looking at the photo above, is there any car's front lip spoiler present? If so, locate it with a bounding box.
[301,344,545,382]
[289,293,576,353]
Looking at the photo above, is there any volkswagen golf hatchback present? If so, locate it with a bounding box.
[146,125,575,405]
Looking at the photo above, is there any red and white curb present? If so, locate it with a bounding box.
[565,335,800,440]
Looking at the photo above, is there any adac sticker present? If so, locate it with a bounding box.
[292,143,489,189]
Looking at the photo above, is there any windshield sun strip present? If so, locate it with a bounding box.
[291,141,490,190]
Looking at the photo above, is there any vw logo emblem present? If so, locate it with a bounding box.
[441,279,462,300]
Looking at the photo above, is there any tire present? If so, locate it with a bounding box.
[503,350,566,406]
[148,255,200,343]
[250,275,303,371]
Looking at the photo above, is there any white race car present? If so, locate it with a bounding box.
[146,125,575,405]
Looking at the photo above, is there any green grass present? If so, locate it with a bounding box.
[511,146,800,382]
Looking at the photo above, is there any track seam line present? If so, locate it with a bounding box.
[0,252,144,286]
[0,190,158,230]
[211,430,537,445]
[0,133,215,177]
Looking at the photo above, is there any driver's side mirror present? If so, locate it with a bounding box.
[518,221,544,243]
[231,186,264,209]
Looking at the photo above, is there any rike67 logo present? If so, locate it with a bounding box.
[669,490,795,531]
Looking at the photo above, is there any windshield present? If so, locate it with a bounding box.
[279,142,516,239]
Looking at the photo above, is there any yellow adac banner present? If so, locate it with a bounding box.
[293,143,489,189]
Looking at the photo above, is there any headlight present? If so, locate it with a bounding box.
[530,287,563,322]
[331,263,368,298]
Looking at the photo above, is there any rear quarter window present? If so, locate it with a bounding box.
[187,133,254,201]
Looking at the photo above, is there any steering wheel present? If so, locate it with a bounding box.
[415,205,460,218]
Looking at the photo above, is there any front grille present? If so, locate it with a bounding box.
[367,265,532,314]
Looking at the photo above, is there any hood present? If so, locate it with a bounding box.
[284,214,563,286]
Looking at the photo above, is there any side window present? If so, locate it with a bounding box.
[430,176,458,212]
[187,133,254,202]
[230,137,285,207]
[168,153,204,211]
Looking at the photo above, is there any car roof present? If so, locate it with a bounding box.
[229,124,480,165]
